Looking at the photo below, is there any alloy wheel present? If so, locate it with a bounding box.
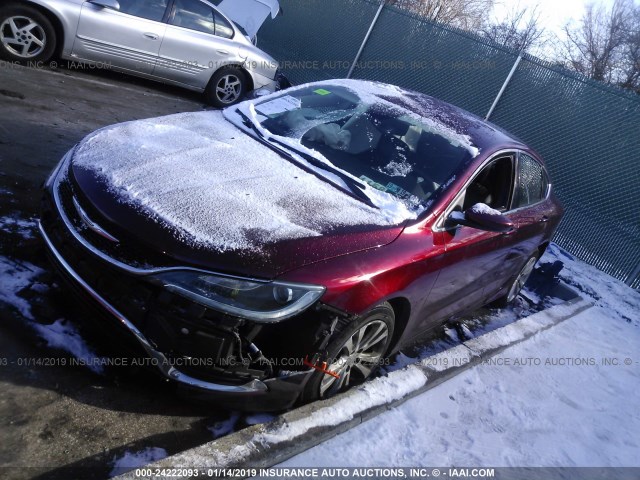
[215,74,242,104]
[319,319,389,396]
[1,16,46,59]
[507,256,537,303]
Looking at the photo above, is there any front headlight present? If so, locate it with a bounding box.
[153,271,325,323]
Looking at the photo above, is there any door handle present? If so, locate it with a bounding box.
[501,227,517,236]
[217,49,229,55]
[143,32,159,40]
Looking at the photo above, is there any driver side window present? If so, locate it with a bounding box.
[462,156,514,212]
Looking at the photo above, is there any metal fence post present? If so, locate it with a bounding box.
[346,0,386,79]
[626,261,640,287]
[485,54,522,121]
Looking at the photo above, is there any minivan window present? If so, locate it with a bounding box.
[514,153,547,208]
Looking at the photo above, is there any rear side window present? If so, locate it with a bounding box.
[118,0,168,22]
[513,153,548,208]
[171,0,234,38]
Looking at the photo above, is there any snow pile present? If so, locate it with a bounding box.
[377,159,413,177]
[32,319,105,374]
[73,111,413,253]
[542,244,640,325]
[0,256,105,374]
[244,413,276,426]
[0,256,42,319]
[469,202,502,216]
[208,413,240,439]
[110,447,168,477]
[0,215,36,239]
[257,367,426,445]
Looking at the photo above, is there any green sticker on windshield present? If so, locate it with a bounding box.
[314,88,332,96]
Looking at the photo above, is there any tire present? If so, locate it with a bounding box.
[205,67,248,108]
[492,254,538,308]
[301,303,395,403]
[0,4,57,64]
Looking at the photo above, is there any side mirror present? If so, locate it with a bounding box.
[447,203,514,233]
[90,0,121,10]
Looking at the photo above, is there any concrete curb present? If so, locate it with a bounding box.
[118,289,593,479]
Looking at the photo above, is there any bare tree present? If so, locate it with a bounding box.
[480,4,547,53]
[561,0,633,84]
[387,0,495,30]
[619,5,640,93]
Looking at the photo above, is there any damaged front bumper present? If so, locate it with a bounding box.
[38,153,320,411]
[39,222,312,410]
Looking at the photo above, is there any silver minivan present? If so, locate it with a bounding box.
[0,0,284,106]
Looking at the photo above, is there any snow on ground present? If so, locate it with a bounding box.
[208,413,240,439]
[0,254,105,374]
[0,256,43,319]
[244,413,277,426]
[543,244,640,325]
[32,319,105,374]
[280,249,640,467]
[0,215,36,239]
[110,447,168,477]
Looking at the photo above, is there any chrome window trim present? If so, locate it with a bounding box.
[433,149,552,232]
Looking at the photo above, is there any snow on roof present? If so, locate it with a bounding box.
[72,111,413,253]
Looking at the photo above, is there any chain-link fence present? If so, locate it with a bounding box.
[258,0,640,289]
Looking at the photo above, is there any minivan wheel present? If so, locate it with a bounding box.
[301,303,395,403]
[205,67,247,107]
[0,5,56,63]
[493,255,538,307]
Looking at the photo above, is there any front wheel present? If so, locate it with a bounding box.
[301,303,395,403]
[205,67,248,107]
[493,254,538,307]
[0,5,57,63]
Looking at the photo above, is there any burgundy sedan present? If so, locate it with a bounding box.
[40,79,562,410]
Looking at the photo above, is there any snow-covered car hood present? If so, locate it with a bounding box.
[69,111,407,278]
[217,0,280,39]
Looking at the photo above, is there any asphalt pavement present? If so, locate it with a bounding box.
[0,62,241,480]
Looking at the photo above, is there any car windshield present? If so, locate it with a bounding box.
[252,84,475,211]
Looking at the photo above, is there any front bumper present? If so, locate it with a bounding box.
[39,222,310,410]
[39,155,313,411]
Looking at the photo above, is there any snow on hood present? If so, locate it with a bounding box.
[72,111,411,253]
[217,0,280,39]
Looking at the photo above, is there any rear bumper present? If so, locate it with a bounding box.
[39,220,310,411]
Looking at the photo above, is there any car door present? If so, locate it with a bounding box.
[72,0,170,74]
[500,152,555,278]
[418,153,520,329]
[154,0,239,89]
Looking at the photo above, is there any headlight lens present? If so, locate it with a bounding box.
[154,271,325,323]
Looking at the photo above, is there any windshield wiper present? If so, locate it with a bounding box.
[236,110,377,209]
